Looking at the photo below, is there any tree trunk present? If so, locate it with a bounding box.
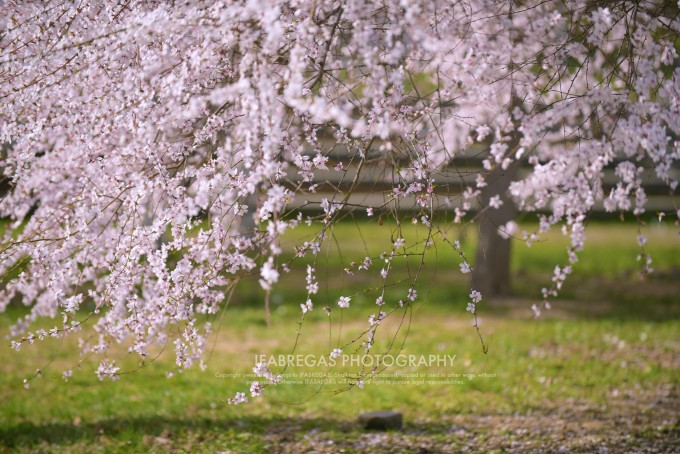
[471,162,518,297]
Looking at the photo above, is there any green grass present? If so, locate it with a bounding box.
[243,218,680,318]
[0,220,678,452]
[277,216,680,278]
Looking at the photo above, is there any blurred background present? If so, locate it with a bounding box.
[1,215,678,452]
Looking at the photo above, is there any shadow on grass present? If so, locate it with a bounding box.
[0,415,455,449]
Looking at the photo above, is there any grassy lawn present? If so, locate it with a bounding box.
[0,220,678,452]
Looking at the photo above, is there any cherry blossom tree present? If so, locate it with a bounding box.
[0,1,678,400]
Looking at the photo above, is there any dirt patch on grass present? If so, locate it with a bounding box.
[260,385,679,453]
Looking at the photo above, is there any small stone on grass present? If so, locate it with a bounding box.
[358,411,403,431]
